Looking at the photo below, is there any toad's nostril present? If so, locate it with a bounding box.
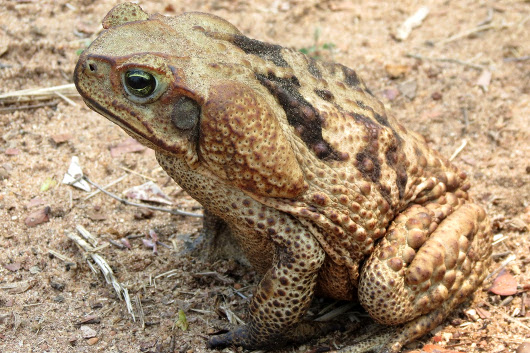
[88,63,97,72]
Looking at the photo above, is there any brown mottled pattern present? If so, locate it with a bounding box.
[74,3,493,352]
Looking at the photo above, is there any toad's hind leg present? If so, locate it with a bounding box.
[346,194,491,353]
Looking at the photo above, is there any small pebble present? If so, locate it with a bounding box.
[87,337,99,345]
[517,341,530,353]
[431,91,442,100]
[80,325,97,339]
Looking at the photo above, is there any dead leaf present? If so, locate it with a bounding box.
[25,206,51,227]
[86,209,107,221]
[393,7,430,41]
[398,79,417,99]
[110,137,146,158]
[420,344,465,353]
[420,108,443,120]
[26,197,45,208]
[381,87,400,101]
[489,270,518,296]
[134,208,154,220]
[385,64,411,78]
[143,230,159,255]
[4,262,21,272]
[6,280,35,294]
[62,156,91,192]
[120,238,132,249]
[124,181,172,205]
[51,133,72,144]
[76,315,100,326]
[475,307,492,319]
[5,148,20,156]
[476,70,492,92]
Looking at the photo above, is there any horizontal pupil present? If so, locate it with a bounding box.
[128,74,151,90]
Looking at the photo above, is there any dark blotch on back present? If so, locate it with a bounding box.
[352,102,407,199]
[315,89,334,101]
[352,113,382,183]
[231,35,290,68]
[385,143,408,199]
[341,65,361,87]
[307,58,322,79]
[257,73,346,161]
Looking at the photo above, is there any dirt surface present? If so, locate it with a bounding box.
[1,1,529,352]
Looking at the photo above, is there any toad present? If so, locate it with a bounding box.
[74,3,492,352]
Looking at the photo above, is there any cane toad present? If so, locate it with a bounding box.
[74,3,492,352]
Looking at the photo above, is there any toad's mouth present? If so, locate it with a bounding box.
[82,96,170,153]
[84,98,144,139]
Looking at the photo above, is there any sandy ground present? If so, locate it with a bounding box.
[1,1,529,352]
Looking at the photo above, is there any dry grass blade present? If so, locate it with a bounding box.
[47,249,77,269]
[406,53,485,70]
[0,83,79,104]
[83,175,203,218]
[449,139,468,161]
[66,229,135,320]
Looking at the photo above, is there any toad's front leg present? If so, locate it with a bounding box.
[208,216,329,350]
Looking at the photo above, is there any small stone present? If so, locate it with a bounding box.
[29,266,41,274]
[431,91,442,100]
[385,64,411,79]
[86,337,99,345]
[53,295,65,303]
[398,79,417,100]
[68,335,77,346]
[517,342,530,353]
[80,325,97,339]
[50,281,65,291]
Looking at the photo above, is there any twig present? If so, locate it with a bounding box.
[406,53,485,70]
[504,56,530,62]
[76,224,99,247]
[118,166,156,182]
[83,174,128,201]
[54,91,77,106]
[485,302,530,332]
[485,253,517,281]
[477,8,494,27]
[449,140,468,161]
[491,251,512,259]
[492,233,509,246]
[0,83,79,103]
[437,23,498,45]
[522,292,527,317]
[134,294,145,330]
[0,101,58,113]
[83,176,203,218]
[47,249,77,269]
[193,271,234,284]
[315,302,356,322]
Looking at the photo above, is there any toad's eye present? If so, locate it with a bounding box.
[123,69,157,98]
